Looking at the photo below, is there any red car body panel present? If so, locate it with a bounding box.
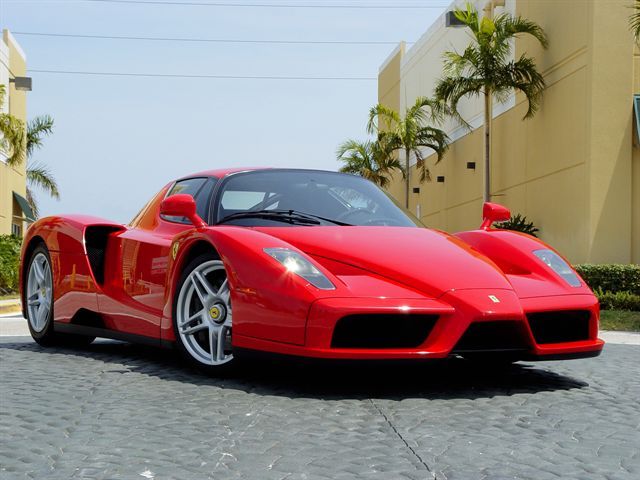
[19,169,604,361]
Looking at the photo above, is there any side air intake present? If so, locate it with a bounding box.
[85,226,123,285]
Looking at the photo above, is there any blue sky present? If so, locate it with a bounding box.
[2,0,447,222]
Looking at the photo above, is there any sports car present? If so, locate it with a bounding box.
[20,168,603,371]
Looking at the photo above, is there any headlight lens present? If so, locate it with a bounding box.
[533,249,581,287]
[264,248,335,290]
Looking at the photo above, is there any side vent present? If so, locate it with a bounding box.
[85,226,123,285]
[70,308,106,328]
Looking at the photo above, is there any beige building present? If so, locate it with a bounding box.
[378,0,639,265]
[0,29,31,237]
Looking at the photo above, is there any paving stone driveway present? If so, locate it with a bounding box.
[0,337,638,480]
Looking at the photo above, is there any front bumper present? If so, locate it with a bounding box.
[233,291,604,360]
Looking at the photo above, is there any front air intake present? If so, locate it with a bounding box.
[527,310,591,344]
[331,314,438,349]
[452,321,530,353]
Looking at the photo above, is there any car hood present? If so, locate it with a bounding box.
[254,226,514,298]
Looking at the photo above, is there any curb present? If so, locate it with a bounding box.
[0,300,22,316]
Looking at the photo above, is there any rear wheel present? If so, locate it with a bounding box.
[26,244,94,347]
[173,253,234,372]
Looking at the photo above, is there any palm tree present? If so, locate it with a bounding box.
[631,0,640,41]
[0,84,26,167]
[25,115,59,218]
[337,138,402,188]
[367,97,449,208]
[435,2,548,202]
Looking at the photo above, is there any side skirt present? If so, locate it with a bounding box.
[54,322,175,349]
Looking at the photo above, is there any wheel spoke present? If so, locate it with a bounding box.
[194,271,216,297]
[33,260,45,286]
[27,294,40,307]
[217,279,228,296]
[35,304,45,329]
[181,322,207,335]
[42,262,51,287]
[179,308,204,327]
[216,326,226,362]
[191,276,207,304]
[209,326,218,364]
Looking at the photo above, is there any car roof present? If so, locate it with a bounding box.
[176,167,345,181]
[176,167,267,180]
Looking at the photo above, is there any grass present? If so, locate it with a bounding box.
[0,294,19,301]
[600,310,640,332]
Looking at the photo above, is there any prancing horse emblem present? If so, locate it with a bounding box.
[488,295,500,303]
[171,242,179,260]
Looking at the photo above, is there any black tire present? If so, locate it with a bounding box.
[25,244,95,348]
[173,252,236,374]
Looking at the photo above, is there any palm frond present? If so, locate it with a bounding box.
[336,138,400,188]
[26,115,54,158]
[26,187,40,219]
[0,113,26,167]
[499,55,546,118]
[367,103,401,135]
[27,162,60,199]
[434,76,483,129]
[631,0,640,42]
[494,13,549,50]
[453,2,481,36]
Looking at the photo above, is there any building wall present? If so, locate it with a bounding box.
[0,30,28,237]
[378,0,639,264]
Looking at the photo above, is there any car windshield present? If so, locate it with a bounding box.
[215,170,423,227]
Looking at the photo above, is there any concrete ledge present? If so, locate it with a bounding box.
[0,299,21,315]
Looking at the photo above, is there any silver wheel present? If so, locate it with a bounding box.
[26,252,53,333]
[176,260,233,366]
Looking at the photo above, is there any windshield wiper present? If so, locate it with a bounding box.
[216,209,351,226]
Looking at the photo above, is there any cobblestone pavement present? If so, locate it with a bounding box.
[0,337,638,480]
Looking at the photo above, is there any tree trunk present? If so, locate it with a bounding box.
[405,148,410,209]
[483,87,492,203]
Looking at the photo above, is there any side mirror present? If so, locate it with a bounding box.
[480,202,510,230]
[160,194,206,228]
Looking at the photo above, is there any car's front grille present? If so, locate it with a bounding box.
[331,314,438,349]
[527,310,591,344]
[452,321,530,353]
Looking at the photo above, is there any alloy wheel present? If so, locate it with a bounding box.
[176,260,233,366]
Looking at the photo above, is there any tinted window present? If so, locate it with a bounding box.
[163,177,213,224]
[215,170,422,227]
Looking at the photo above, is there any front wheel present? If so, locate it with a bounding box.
[173,253,234,372]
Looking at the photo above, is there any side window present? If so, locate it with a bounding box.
[195,178,216,221]
[162,177,208,224]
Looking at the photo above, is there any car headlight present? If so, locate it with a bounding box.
[533,249,581,287]
[264,248,336,290]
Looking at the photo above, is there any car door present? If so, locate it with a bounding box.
[99,177,216,338]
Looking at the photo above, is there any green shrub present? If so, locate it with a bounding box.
[574,264,640,295]
[495,214,539,237]
[0,235,22,294]
[595,289,640,311]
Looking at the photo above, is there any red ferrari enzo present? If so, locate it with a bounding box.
[20,168,603,371]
